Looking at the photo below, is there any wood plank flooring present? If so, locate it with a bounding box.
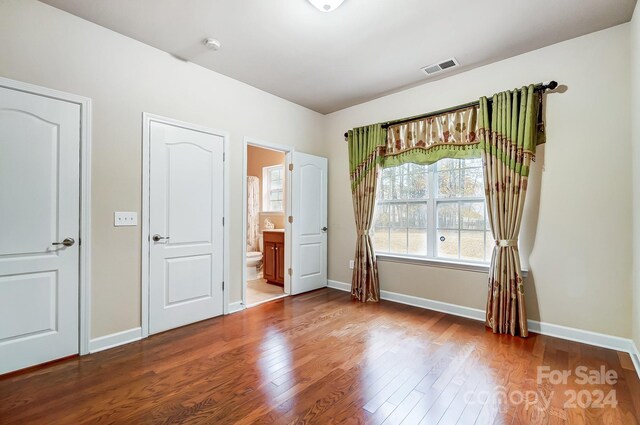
[1,288,639,424]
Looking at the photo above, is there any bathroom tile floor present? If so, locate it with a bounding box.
[246,277,285,306]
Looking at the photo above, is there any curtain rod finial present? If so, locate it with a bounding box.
[344,132,348,142]
[546,81,558,91]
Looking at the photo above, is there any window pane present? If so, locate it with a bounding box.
[437,170,461,198]
[376,159,491,263]
[437,202,458,230]
[373,227,390,253]
[460,231,485,261]
[270,190,282,201]
[461,167,483,197]
[437,229,459,259]
[393,168,407,199]
[270,201,282,211]
[460,202,485,230]
[389,228,408,254]
[437,158,460,171]
[270,168,281,181]
[463,158,482,168]
[406,171,428,199]
[407,203,427,228]
[389,203,408,228]
[271,179,282,190]
[375,204,390,227]
[408,228,427,256]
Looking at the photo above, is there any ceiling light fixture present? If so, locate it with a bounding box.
[308,0,345,12]
[203,38,221,51]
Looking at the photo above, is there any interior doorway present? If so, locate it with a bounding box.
[243,139,292,307]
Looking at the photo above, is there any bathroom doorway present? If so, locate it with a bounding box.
[242,138,292,307]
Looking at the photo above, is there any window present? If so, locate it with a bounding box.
[373,158,491,263]
[263,165,284,212]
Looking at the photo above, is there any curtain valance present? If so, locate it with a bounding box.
[384,106,480,167]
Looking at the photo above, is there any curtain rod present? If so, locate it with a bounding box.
[343,81,558,140]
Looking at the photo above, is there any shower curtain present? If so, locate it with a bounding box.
[247,176,260,252]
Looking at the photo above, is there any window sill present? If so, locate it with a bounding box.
[376,254,529,278]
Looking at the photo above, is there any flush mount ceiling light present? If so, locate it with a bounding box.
[308,0,345,12]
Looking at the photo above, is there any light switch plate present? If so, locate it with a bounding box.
[349,260,354,270]
[114,211,137,227]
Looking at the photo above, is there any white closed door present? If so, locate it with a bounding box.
[0,85,80,374]
[148,119,224,335]
[291,152,328,295]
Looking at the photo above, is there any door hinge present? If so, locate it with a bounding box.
[222,217,225,226]
[288,268,292,276]
[289,163,293,172]
[78,238,82,246]
[223,152,226,161]
[288,216,293,224]
[222,281,225,290]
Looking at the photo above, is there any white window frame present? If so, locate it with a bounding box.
[374,160,495,273]
[262,164,284,213]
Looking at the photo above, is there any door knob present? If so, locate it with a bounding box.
[52,237,75,247]
[152,234,170,242]
[321,227,328,232]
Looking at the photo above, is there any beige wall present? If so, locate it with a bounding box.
[323,24,633,338]
[632,3,640,350]
[0,0,325,338]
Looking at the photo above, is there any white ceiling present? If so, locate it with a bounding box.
[40,0,636,114]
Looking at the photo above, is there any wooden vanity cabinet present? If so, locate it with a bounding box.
[262,231,285,287]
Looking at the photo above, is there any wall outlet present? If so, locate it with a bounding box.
[349,260,354,270]
[114,211,137,227]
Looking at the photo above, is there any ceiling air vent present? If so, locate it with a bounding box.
[421,58,459,77]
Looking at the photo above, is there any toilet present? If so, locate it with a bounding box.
[246,234,264,280]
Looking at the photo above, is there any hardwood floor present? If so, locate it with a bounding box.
[1,288,639,424]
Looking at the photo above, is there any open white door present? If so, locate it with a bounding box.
[148,118,224,334]
[290,152,328,295]
[0,85,80,374]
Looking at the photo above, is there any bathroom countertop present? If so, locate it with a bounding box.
[262,229,285,233]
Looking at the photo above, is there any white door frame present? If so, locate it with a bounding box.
[141,113,230,338]
[0,76,92,356]
[242,137,294,308]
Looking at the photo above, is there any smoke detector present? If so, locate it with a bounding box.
[421,58,459,77]
[203,38,222,51]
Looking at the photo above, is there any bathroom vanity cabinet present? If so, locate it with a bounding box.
[263,230,285,287]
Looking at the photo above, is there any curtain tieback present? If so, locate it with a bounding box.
[358,230,370,236]
[496,239,518,247]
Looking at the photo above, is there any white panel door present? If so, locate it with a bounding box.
[291,152,328,295]
[0,86,80,374]
[149,120,224,334]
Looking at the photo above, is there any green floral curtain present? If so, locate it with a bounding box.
[347,85,545,318]
[385,106,481,166]
[480,85,545,337]
[348,124,386,302]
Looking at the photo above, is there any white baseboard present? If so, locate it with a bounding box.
[328,280,484,322]
[631,341,640,379]
[227,301,245,314]
[526,320,635,353]
[328,280,351,292]
[327,280,639,376]
[89,327,142,354]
